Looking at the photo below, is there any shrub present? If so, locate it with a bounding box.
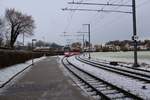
[0,50,43,68]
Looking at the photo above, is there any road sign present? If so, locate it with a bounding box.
[132,35,139,40]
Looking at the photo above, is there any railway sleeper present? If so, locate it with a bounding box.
[111,96,134,100]
[97,86,112,91]
[91,83,105,87]
[93,84,108,89]
[84,79,97,82]
[65,57,143,100]
[86,88,93,92]
[85,79,96,82]
[89,91,97,96]
[84,85,90,89]
[106,92,125,99]
[92,95,101,100]
[101,89,120,95]
[87,81,100,85]
[78,57,150,83]
[79,57,150,80]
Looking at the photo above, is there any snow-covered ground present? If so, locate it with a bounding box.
[0,56,46,87]
[85,52,150,70]
[90,51,150,64]
[81,57,150,78]
[68,56,150,99]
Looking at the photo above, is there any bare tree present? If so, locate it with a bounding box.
[0,18,4,46]
[5,8,35,48]
[0,18,11,47]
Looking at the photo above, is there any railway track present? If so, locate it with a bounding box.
[76,56,150,83]
[62,57,143,100]
[80,56,150,73]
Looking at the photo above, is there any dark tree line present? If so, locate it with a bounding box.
[0,19,4,46]
[106,40,150,50]
[106,40,150,46]
[26,40,63,51]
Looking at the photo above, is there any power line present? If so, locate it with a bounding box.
[77,0,124,44]
[62,8,132,14]
[76,0,114,33]
[94,0,150,28]
[99,0,150,28]
[62,0,140,67]
[88,0,119,24]
[91,0,147,32]
[63,0,87,33]
[68,2,132,7]
[91,0,131,30]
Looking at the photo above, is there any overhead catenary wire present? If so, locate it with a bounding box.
[64,0,116,35]
[63,0,88,34]
[68,2,132,7]
[78,0,125,32]
[88,0,118,24]
[86,0,127,27]
[64,0,132,14]
[62,8,132,14]
[63,0,95,46]
[92,0,149,32]
[76,0,121,43]
[63,0,87,45]
[90,0,131,31]
[62,0,140,67]
[88,0,150,31]
[63,0,149,43]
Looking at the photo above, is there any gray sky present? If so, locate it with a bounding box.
[0,0,150,45]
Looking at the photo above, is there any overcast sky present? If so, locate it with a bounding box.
[0,0,150,45]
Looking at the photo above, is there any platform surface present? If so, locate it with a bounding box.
[0,56,90,100]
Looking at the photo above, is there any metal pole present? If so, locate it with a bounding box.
[23,33,24,46]
[132,0,139,67]
[32,40,33,65]
[83,24,91,59]
[32,39,36,65]
[88,24,91,59]
[82,34,84,52]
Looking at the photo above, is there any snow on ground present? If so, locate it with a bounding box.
[0,56,46,87]
[58,55,64,59]
[90,51,150,65]
[68,56,150,99]
[80,56,150,76]
[83,52,150,71]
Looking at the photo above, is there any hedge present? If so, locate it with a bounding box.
[0,50,44,68]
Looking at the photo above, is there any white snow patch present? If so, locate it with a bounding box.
[89,52,150,70]
[68,56,150,99]
[0,56,46,87]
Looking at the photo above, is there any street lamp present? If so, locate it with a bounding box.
[32,39,37,65]
[83,24,91,59]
